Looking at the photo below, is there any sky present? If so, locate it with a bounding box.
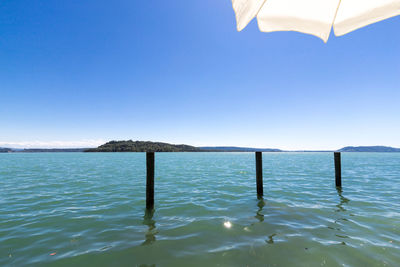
[0,0,399,150]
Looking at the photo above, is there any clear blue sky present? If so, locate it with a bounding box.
[1,0,399,149]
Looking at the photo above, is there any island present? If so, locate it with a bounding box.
[85,140,202,152]
[84,141,284,152]
[338,146,400,152]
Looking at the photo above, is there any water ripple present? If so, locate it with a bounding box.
[0,152,399,266]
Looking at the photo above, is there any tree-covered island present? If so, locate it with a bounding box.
[85,140,202,152]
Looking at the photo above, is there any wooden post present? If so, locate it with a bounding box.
[334,152,342,187]
[255,152,263,197]
[146,152,155,210]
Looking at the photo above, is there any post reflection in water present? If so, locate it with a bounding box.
[255,198,265,222]
[253,198,276,245]
[142,209,157,246]
[336,187,350,213]
[333,187,351,244]
[266,233,276,244]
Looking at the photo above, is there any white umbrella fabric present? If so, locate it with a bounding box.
[232,0,400,42]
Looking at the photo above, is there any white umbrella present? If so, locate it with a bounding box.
[232,0,400,42]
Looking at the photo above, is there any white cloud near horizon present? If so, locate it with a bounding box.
[0,139,105,149]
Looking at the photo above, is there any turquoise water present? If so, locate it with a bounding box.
[1,152,399,266]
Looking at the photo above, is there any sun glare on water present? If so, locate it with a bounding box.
[223,221,232,229]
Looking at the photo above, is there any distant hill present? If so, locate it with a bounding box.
[0,148,87,153]
[338,146,400,152]
[0,147,12,153]
[199,146,282,152]
[85,140,202,152]
[20,148,87,152]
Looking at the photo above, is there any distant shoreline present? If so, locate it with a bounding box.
[1,142,400,153]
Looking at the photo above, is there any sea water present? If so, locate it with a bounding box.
[0,152,399,266]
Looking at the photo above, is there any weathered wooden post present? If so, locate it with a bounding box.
[334,152,342,187]
[146,152,155,210]
[255,152,263,197]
